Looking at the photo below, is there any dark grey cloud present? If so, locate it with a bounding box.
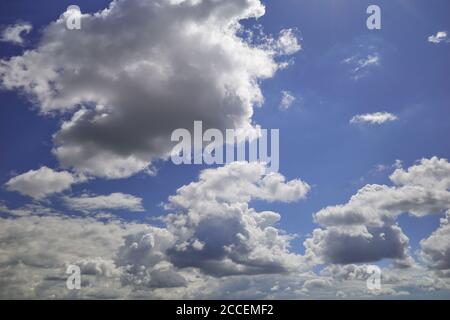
[304,224,409,265]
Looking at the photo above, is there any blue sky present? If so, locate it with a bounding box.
[1,0,450,299]
[252,0,450,252]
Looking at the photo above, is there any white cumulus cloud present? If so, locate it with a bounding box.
[0,0,299,179]
[0,161,312,298]
[5,166,77,199]
[420,211,450,273]
[304,157,450,267]
[1,160,450,298]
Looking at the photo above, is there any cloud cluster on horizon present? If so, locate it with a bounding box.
[0,162,312,298]
[1,159,450,298]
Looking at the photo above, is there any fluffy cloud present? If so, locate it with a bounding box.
[167,162,310,207]
[0,161,311,298]
[390,157,450,190]
[314,184,450,228]
[115,229,182,288]
[320,264,372,281]
[279,90,295,110]
[0,212,195,298]
[0,22,32,45]
[420,212,450,272]
[428,31,449,44]
[5,160,449,298]
[350,112,398,125]
[259,28,301,56]
[0,215,137,299]
[63,193,145,213]
[304,224,410,265]
[305,157,450,266]
[5,166,77,199]
[76,258,119,278]
[0,210,448,299]
[164,162,309,276]
[0,0,299,179]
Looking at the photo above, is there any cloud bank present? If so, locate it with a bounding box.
[1,159,450,298]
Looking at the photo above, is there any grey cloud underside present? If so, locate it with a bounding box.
[0,215,446,299]
[160,162,309,277]
[305,225,409,265]
[304,157,450,268]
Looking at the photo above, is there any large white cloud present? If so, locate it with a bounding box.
[315,158,450,228]
[167,161,310,207]
[390,157,450,190]
[0,0,300,179]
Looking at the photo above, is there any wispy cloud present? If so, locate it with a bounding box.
[343,53,380,80]
[0,22,32,45]
[64,193,145,213]
[350,112,398,125]
[279,90,296,110]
